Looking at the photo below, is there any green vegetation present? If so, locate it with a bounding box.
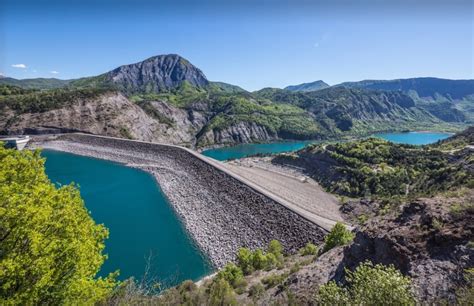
[456,268,474,304]
[0,85,110,113]
[316,261,415,305]
[289,136,473,198]
[322,222,354,252]
[299,242,318,256]
[236,240,285,275]
[0,145,117,304]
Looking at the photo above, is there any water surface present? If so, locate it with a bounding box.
[43,150,211,287]
[202,140,316,161]
[374,132,451,145]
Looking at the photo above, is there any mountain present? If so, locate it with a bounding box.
[70,54,209,93]
[337,77,474,123]
[284,80,329,92]
[337,77,474,100]
[0,55,471,147]
[0,77,70,89]
[254,86,442,133]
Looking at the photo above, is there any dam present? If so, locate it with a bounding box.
[35,133,328,269]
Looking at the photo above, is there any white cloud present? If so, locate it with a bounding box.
[11,64,27,69]
[50,70,59,74]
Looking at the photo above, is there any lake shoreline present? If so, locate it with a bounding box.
[32,134,327,269]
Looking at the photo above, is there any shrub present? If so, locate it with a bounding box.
[237,248,254,275]
[264,253,278,271]
[248,283,265,300]
[261,273,288,289]
[268,240,283,257]
[316,261,415,305]
[299,242,318,256]
[323,222,354,252]
[252,249,267,270]
[456,268,474,304]
[216,263,244,288]
[316,281,350,305]
[208,278,237,306]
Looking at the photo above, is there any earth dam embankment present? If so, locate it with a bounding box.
[34,133,327,268]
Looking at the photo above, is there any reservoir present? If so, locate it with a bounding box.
[374,132,451,145]
[203,132,453,161]
[202,140,316,161]
[42,150,212,287]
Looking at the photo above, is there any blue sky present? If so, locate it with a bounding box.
[1,0,472,91]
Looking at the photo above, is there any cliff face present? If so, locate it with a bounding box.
[104,54,209,93]
[198,121,277,147]
[0,92,195,145]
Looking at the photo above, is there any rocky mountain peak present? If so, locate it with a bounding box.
[105,54,209,93]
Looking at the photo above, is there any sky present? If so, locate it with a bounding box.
[1,0,473,91]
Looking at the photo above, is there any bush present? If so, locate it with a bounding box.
[456,268,474,304]
[0,146,117,304]
[248,283,265,300]
[237,248,254,275]
[299,242,318,256]
[268,240,283,257]
[261,273,288,289]
[208,278,237,306]
[216,263,244,288]
[316,261,415,305]
[323,222,354,252]
[252,249,267,270]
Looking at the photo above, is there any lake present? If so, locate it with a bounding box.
[202,140,316,161]
[42,150,212,287]
[374,132,452,145]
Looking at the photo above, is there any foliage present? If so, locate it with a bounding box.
[299,242,318,256]
[216,263,244,288]
[0,146,117,304]
[248,283,265,300]
[236,240,285,275]
[456,268,474,304]
[316,261,416,306]
[287,136,473,199]
[323,222,354,252]
[207,278,237,306]
[0,87,110,113]
[236,248,254,275]
[261,272,289,289]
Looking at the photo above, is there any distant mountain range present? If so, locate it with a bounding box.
[0,54,472,147]
[284,80,330,92]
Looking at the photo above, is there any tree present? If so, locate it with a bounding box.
[236,248,254,275]
[216,263,244,288]
[0,146,117,304]
[208,279,236,306]
[323,222,354,252]
[316,261,415,305]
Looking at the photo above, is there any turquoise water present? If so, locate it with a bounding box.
[202,140,316,161]
[374,132,451,145]
[42,150,211,287]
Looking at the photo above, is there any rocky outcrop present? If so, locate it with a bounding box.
[104,54,209,93]
[0,92,207,146]
[335,193,474,302]
[198,122,277,146]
